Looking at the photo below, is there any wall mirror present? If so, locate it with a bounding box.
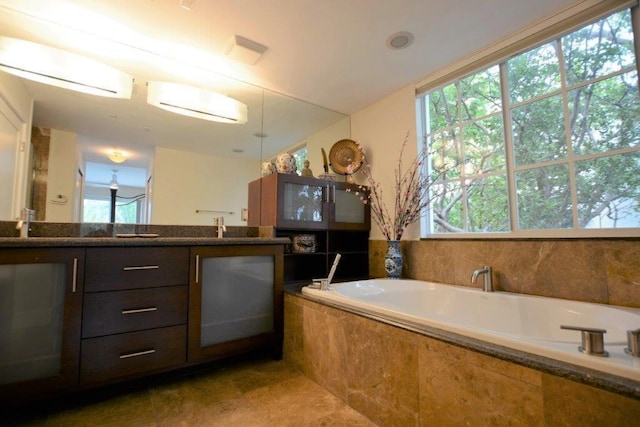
[0,2,349,226]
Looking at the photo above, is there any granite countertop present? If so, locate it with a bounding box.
[0,236,290,248]
[0,221,288,247]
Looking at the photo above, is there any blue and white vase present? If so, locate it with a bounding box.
[384,240,403,279]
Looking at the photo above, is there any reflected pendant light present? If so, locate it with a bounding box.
[0,36,133,98]
[146,81,248,124]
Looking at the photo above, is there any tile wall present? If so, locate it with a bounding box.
[284,294,640,425]
[369,238,640,308]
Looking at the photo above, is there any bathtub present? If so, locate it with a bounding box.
[301,279,640,382]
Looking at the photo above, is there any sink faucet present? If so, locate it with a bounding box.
[16,208,35,238]
[471,266,493,292]
[215,216,226,238]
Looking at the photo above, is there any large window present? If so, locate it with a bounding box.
[420,8,640,236]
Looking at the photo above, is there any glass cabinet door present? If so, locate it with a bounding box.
[188,245,284,362]
[0,248,83,400]
[330,181,371,230]
[277,175,328,229]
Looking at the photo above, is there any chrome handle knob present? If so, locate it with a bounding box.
[560,325,608,357]
[625,328,640,357]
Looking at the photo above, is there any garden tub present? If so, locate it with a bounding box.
[302,279,640,382]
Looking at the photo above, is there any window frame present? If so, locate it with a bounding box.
[419,4,640,239]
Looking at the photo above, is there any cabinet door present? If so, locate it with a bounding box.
[0,248,83,401]
[188,245,283,362]
[276,174,328,229]
[329,181,371,230]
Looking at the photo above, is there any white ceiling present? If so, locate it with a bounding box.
[0,0,583,186]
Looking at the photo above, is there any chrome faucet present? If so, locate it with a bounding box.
[215,216,226,238]
[16,208,35,238]
[471,266,493,292]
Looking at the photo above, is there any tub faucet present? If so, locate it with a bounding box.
[16,208,35,238]
[471,266,493,292]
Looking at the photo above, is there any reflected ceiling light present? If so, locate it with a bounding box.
[146,81,248,124]
[0,36,133,98]
[108,150,127,164]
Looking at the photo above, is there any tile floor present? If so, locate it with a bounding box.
[2,352,375,426]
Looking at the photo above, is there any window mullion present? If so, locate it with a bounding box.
[557,37,580,229]
[500,62,518,233]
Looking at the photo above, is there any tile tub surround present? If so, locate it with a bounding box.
[369,238,640,308]
[284,294,640,426]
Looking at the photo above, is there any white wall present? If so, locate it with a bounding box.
[351,84,419,240]
[45,129,78,222]
[151,147,260,225]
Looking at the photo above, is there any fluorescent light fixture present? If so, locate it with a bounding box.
[108,150,127,164]
[146,81,248,124]
[225,35,268,65]
[0,36,133,98]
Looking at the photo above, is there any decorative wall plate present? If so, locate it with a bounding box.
[329,139,363,175]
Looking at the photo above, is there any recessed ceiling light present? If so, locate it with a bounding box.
[386,31,414,50]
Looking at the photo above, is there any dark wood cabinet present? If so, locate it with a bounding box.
[0,248,84,402]
[80,247,189,386]
[188,245,284,363]
[0,241,285,401]
[249,174,370,284]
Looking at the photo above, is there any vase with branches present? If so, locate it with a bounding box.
[346,132,451,277]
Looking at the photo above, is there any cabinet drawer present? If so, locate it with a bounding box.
[82,286,187,338]
[80,325,186,385]
[85,247,189,291]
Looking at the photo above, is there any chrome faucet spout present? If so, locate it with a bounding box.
[471,266,493,292]
[16,208,34,238]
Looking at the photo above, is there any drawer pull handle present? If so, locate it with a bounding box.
[123,265,159,271]
[122,307,158,315]
[120,349,156,359]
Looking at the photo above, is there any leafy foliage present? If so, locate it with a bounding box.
[425,9,640,232]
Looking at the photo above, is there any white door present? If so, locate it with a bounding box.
[0,105,19,220]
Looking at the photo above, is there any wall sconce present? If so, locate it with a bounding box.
[0,36,133,99]
[146,81,248,124]
[108,150,127,164]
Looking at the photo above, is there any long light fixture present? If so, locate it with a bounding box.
[0,36,133,98]
[146,81,247,124]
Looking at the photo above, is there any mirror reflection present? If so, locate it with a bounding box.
[0,3,349,226]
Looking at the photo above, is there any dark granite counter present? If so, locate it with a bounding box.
[0,236,290,248]
[0,221,287,247]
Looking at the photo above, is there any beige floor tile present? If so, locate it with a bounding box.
[244,375,369,426]
[4,355,375,427]
[45,389,156,427]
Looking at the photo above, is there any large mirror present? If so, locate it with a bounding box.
[0,1,349,226]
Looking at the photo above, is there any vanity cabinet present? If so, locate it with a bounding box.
[0,239,285,401]
[0,248,84,401]
[188,245,284,362]
[248,174,370,284]
[80,247,189,385]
